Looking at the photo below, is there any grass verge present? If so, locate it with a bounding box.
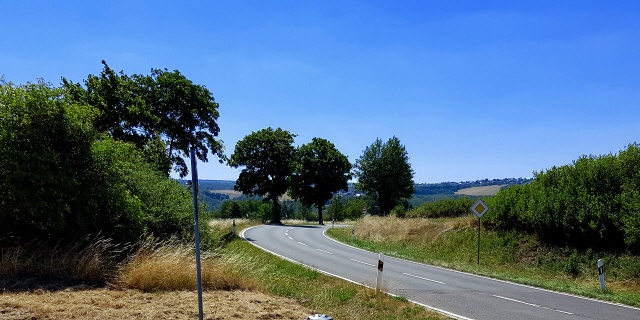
[327,215,640,307]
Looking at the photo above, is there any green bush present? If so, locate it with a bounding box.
[0,81,195,245]
[405,197,474,218]
[486,144,640,252]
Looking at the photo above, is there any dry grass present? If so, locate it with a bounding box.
[0,235,311,319]
[115,238,259,292]
[355,215,476,244]
[1,238,123,290]
[0,288,312,319]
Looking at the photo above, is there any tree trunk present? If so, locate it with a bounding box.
[271,197,282,224]
[318,205,324,225]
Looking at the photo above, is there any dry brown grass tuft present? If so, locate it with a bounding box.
[115,238,260,292]
[355,215,476,245]
[0,238,123,290]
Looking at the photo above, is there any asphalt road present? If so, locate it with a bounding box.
[241,224,640,320]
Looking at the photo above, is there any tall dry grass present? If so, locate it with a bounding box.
[354,214,477,244]
[1,238,124,288]
[114,237,260,292]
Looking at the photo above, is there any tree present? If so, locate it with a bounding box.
[63,60,223,177]
[289,138,352,224]
[353,136,415,215]
[228,127,296,224]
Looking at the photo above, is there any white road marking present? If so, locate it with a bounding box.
[297,242,307,246]
[287,236,293,240]
[350,259,375,267]
[493,295,573,315]
[316,249,334,255]
[402,272,446,284]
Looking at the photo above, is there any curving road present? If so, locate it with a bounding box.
[241,224,640,320]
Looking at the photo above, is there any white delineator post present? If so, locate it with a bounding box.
[598,259,606,291]
[376,253,385,292]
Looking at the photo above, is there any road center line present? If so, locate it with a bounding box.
[403,272,446,284]
[493,295,573,315]
[316,249,334,255]
[297,242,307,246]
[350,259,375,267]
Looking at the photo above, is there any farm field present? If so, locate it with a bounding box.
[454,184,506,196]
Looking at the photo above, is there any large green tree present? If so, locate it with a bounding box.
[353,136,415,215]
[228,127,296,224]
[63,60,223,177]
[289,138,352,224]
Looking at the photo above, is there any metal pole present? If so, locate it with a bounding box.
[477,217,481,265]
[190,148,204,320]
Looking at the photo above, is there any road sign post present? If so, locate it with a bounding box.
[470,199,489,265]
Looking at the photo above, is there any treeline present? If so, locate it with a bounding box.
[485,144,640,252]
[211,195,370,222]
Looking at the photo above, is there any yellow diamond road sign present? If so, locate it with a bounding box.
[471,199,489,218]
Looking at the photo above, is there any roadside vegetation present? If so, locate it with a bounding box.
[328,215,640,307]
[1,219,447,319]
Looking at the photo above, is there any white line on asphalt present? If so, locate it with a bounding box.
[403,272,446,284]
[316,249,334,255]
[493,295,573,315]
[297,242,307,246]
[350,259,375,267]
[287,236,293,240]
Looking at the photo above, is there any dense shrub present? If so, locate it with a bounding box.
[486,144,640,252]
[405,197,475,218]
[0,81,195,245]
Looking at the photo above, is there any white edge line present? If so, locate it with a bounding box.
[322,228,640,312]
[241,226,474,320]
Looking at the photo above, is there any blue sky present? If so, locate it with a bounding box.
[2,1,639,183]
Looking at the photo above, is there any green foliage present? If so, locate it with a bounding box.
[228,127,297,224]
[354,136,415,215]
[406,197,475,218]
[486,144,640,252]
[63,60,224,178]
[327,196,369,221]
[0,80,196,245]
[289,137,352,224]
[0,81,98,242]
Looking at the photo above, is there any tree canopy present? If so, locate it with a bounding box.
[354,136,415,215]
[289,137,352,224]
[63,60,223,177]
[228,127,297,224]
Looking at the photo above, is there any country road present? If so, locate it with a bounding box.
[241,224,640,320]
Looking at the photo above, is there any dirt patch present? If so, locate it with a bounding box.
[0,288,312,319]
